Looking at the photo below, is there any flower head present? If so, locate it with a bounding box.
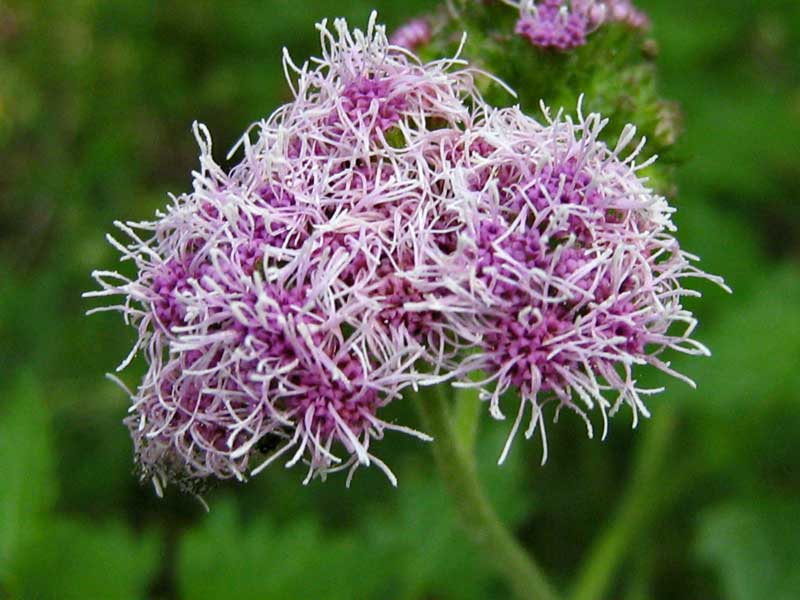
[411,101,727,461]
[604,0,649,30]
[87,13,721,494]
[510,0,649,51]
[87,13,485,492]
[514,0,596,51]
[389,18,433,51]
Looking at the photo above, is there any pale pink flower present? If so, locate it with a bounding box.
[390,18,432,51]
[509,0,649,51]
[409,101,727,462]
[86,13,486,491]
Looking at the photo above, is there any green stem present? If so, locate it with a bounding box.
[623,546,654,600]
[570,405,678,600]
[451,386,482,453]
[413,385,560,600]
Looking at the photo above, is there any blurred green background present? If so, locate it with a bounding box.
[1,1,798,598]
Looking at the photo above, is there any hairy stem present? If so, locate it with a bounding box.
[414,385,560,600]
[570,405,678,600]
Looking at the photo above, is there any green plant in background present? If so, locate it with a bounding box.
[81,6,726,599]
[409,1,680,191]
[1,1,799,599]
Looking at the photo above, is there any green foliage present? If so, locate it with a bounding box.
[675,266,800,499]
[179,500,375,600]
[0,0,797,598]
[647,0,800,228]
[697,500,800,600]
[365,474,494,600]
[0,374,55,579]
[420,0,680,192]
[660,265,800,417]
[0,374,161,599]
[178,428,526,600]
[12,520,161,600]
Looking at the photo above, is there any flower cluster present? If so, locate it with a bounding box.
[389,18,432,50]
[88,14,483,491]
[412,103,724,462]
[87,13,721,493]
[511,0,649,51]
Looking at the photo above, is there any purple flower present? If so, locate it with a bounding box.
[86,14,720,494]
[511,0,649,51]
[514,0,594,51]
[389,18,432,51]
[86,13,484,492]
[605,0,649,30]
[411,102,727,462]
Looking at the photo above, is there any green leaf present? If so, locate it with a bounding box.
[362,470,496,600]
[0,372,55,578]
[696,499,800,600]
[178,499,375,600]
[658,265,800,416]
[672,197,763,302]
[12,519,161,600]
[358,427,528,600]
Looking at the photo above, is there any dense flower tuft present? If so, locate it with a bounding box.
[409,101,727,462]
[86,13,485,491]
[87,13,722,494]
[510,0,649,51]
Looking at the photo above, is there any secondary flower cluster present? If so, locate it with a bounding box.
[389,18,432,51]
[511,0,649,51]
[87,13,720,493]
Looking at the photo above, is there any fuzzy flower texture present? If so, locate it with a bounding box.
[509,0,649,51]
[86,13,723,493]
